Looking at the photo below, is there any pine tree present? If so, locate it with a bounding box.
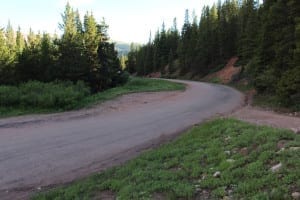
[168,49,175,74]
[16,30,42,82]
[0,28,14,84]
[126,43,137,73]
[40,33,57,81]
[59,3,77,37]
[75,9,83,34]
[96,41,122,90]
[276,5,300,106]
[187,12,199,73]
[58,3,87,82]
[254,0,295,92]
[238,0,260,62]
[0,28,10,66]
[178,9,192,74]
[0,23,17,84]
[157,22,169,70]
[83,12,101,78]
[27,28,39,48]
[167,18,180,72]
[84,17,126,91]
[97,18,109,42]
[294,17,300,67]
[196,5,217,75]
[143,33,153,74]
[16,26,25,53]
[152,43,158,72]
[5,21,16,51]
[169,18,180,55]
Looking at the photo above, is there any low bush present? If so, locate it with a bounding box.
[277,67,300,110]
[0,78,184,117]
[0,81,90,110]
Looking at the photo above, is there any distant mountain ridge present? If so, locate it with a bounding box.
[114,41,130,56]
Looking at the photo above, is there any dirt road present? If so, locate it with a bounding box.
[0,80,243,199]
[231,106,300,133]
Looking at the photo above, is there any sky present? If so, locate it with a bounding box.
[0,0,216,44]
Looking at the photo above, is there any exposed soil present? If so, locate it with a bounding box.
[204,57,242,84]
[92,190,116,200]
[231,105,300,133]
[146,72,161,78]
[204,56,300,133]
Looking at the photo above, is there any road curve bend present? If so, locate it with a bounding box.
[0,80,243,199]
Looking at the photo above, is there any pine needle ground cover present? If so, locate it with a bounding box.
[0,78,184,117]
[33,119,300,200]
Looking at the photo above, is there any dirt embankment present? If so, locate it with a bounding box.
[204,57,242,84]
[206,57,300,133]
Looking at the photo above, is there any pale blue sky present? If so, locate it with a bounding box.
[0,0,216,43]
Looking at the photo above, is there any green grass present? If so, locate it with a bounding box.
[0,77,185,118]
[32,119,300,200]
[207,77,222,84]
[77,77,185,108]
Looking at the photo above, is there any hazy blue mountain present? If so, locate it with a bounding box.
[114,41,130,56]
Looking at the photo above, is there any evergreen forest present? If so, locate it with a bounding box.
[126,0,300,108]
[0,3,128,92]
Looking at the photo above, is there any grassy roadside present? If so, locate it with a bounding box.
[77,77,185,108]
[32,119,300,200]
[0,78,185,118]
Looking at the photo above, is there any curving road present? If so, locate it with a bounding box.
[0,80,243,199]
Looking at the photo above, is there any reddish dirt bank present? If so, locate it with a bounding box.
[203,56,300,133]
[204,57,242,84]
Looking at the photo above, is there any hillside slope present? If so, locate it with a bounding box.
[204,57,242,84]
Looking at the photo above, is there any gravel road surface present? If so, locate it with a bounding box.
[0,80,243,199]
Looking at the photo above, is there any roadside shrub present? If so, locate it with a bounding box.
[113,70,130,86]
[0,85,20,106]
[277,67,300,109]
[0,81,90,110]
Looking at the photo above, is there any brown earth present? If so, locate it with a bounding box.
[231,106,300,133]
[205,56,300,133]
[204,57,242,84]
[146,72,161,78]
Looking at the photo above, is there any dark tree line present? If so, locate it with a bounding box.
[0,3,128,92]
[127,0,300,107]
